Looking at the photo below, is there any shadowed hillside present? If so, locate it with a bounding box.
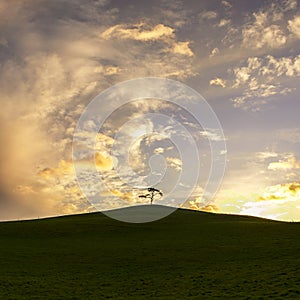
[0,206,299,299]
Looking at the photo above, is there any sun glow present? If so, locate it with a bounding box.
[217,182,300,221]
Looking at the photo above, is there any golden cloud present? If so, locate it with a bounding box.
[268,155,300,171]
[172,41,194,56]
[210,78,226,88]
[259,182,300,201]
[0,0,200,220]
[38,160,74,179]
[187,200,218,213]
[95,152,114,171]
[218,181,300,221]
[110,189,135,203]
[13,185,36,195]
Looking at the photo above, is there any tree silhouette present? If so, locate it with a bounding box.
[139,188,163,205]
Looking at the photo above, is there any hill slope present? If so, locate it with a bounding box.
[0,206,299,299]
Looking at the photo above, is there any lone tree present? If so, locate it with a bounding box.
[139,188,163,205]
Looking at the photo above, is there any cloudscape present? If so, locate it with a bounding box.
[0,0,299,221]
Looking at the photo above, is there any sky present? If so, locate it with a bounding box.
[0,0,300,221]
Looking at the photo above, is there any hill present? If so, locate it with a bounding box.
[0,206,299,299]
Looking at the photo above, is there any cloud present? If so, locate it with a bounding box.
[182,185,218,212]
[238,2,299,50]
[154,147,164,154]
[73,98,204,210]
[288,15,300,38]
[166,157,182,171]
[282,0,298,11]
[200,129,226,141]
[218,181,300,221]
[256,151,278,161]
[0,117,63,219]
[260,55,300,77]
[259,182,300,200]
[275,128,300,143]
[242,17,286,49]
[218,19,231,27]
[171,41,194,56]
[95,152,114,171]
[0,0,204,219]
[209,47,219,58]
[101,23,174,41]
[28,159,92,218]
[228,55,300,109]
[14,185,36,195]
[110,189,135,203]
[100,22,197,79]
[268,155,300,171]
[103,186,164,207]
[103,66,122,75]
[221,1,232,9]
[1,0,299,221]
[38,160,74,179]
[200,11,217,20]
[210,78,226,88]
[0,49,111,218]
[188,201,218,212]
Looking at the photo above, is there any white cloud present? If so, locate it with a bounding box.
[166,157,182,171]
[209,47,219,58]
[232,67,251,87]
[218,19,231,27]
[240,2,295,50]
[220,150,227,155]
[101,23,174,41]
[229,55,300,108]
[200,11,217,20]
[200,129,226,141]
[256,151,278,161]
[100,22,196,79]
[154,147,164,154]
[242,16,286,49]
[282,0,298,11]
[221,1,232,9]
[288,15,300,38]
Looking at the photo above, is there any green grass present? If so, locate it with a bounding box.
[0,206,299,299]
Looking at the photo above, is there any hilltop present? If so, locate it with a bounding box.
[0,206,299,299]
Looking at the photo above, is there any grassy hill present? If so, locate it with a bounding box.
[0,206,299,299]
